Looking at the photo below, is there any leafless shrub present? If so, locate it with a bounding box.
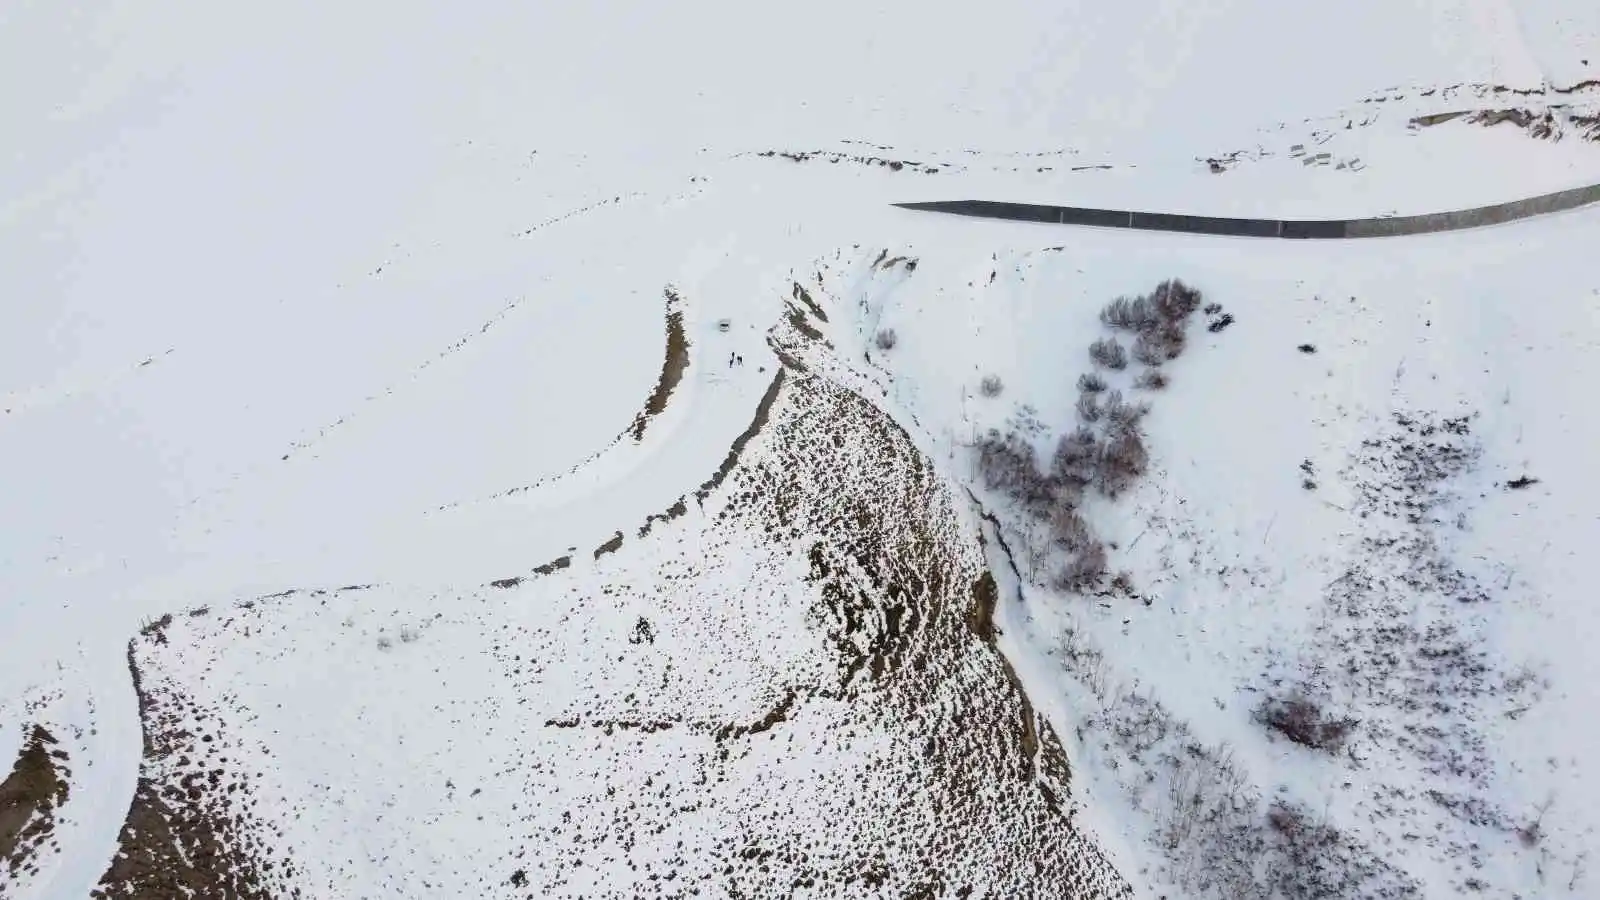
[1256,695,1358,753]
[979,374,1004,397]
[1103,281,1203,335]
[1518,799,1553,848]
[1160,741,1252,856]
[874,328,898,350]
[1076,390,1102,423]
[1101,294,1159,331]
[399,626,420,644]
[1135,369,1169,390]
[1266,801,1308,838]
[1132,333,1165,366]
[1055,539,1108,590]
[1102,390,1150,430]
[1052,426,1100,487]
[1098,426,1149,497]
[1165,324,1189,355]
[1109,571,1136,596]
[1077,371,1108,394]
[1151,278,1203,323]
[1089,336,1128,370]
[376,635,394,651]
[976,430,1053,513]
[1048,505,1092,550]
[1133,328,1187,365]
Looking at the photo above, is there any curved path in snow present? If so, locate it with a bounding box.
[894,180,1600,238]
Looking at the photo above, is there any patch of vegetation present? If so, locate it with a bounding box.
[975,279,1204,593]
[1255,694,1358,753]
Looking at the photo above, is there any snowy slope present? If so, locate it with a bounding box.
[817,205,1600,898]
[4,0,1600,897]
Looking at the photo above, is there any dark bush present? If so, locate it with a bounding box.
[1102,390,1149,430]
[1151,278,1203,323]
[1048,505,1092,550]
[1052,426,1100,487]
[1131,334,1158,367]
[1055,540,1108,590]
[979,374,1004,397]
[1077,371,1108,394]
[1135,370,1169,390]
[1089,337,1128,370]
[1266,802,1306,837]
[1101,295,1158,332]
[1136,320,1189,363]
[977,431,1054,512]
[875,328,898,350]
[1256,695,1358,753]
[1098,426,1149,497]
[1103,281,1202,334]
[1131,333,1170,366]
[1076,390,1102,423]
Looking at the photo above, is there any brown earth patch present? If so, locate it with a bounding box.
[628,287,691,442]
[693,369,786,504]
[694,367,1125,895]
[1411,106,1597,142]
[792,282,829,323]
[592,530,625,560]
[93,642,300,899]
[753,149,949,175]
[637,497,689,538]
[1,725,69,884]
[533,555,572,575]
[785,302,826,343]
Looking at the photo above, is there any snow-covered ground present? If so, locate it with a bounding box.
[4,0,1600,897]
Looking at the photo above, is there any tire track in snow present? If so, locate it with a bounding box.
[427,285,693,516]
[0,350,175,423]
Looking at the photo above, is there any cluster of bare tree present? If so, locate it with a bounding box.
[976,279,1204,591]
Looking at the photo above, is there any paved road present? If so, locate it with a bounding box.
[894,181,1600,238]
